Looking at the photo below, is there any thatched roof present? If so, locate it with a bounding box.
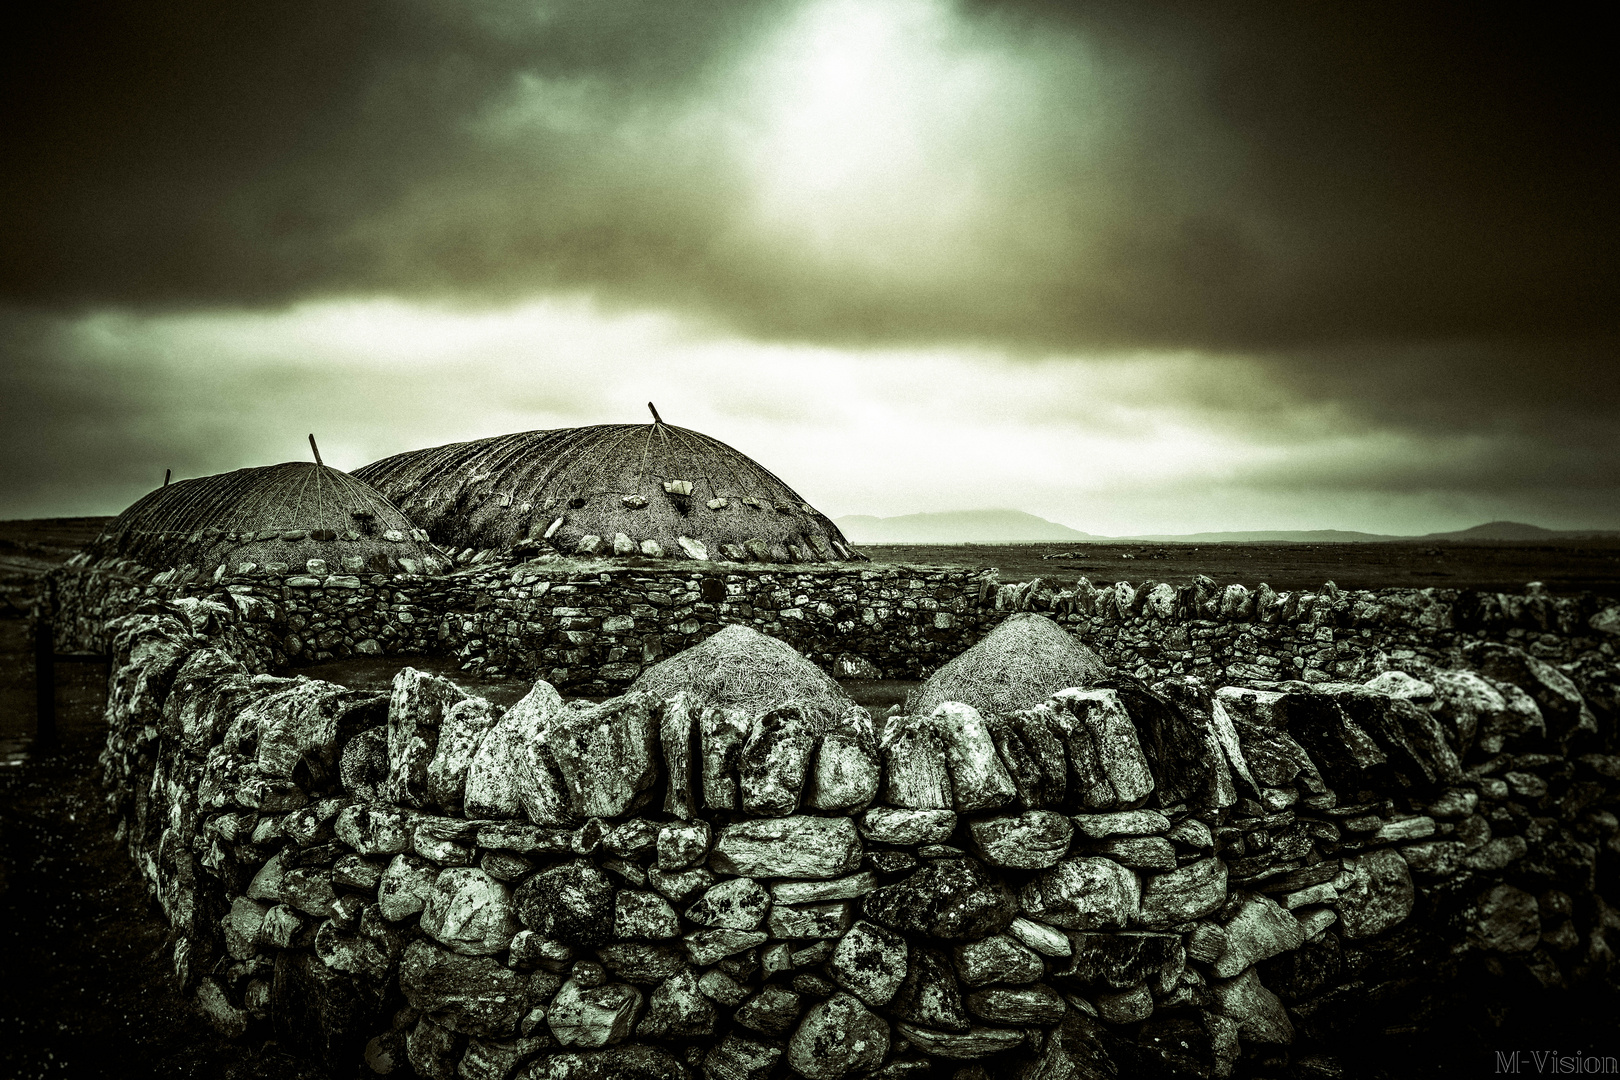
[76,461,448,582]
[629,624,856,726]
[353,415,863,563]
[906,613,1112,716]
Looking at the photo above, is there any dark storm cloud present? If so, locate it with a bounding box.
[3,0,1616,524]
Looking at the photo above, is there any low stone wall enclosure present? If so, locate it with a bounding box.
[86,569,1620,1079]
[48,558,1620,693]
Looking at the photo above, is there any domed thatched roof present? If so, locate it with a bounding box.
[906,613,1112,716]
[354,413,863,563]
[76,462,448,583]
[629,624,856,725]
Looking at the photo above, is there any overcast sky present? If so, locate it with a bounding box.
[3,1,1615,535]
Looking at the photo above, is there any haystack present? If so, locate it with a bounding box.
[354,410,863,563]
[78,462,448,582]
[906,613,1111,716]
[629,624,855,725]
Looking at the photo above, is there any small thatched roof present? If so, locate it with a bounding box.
[906,613,1111,716]
[629,624,855,725]
[354,413,863,563]
[77,461,448,582]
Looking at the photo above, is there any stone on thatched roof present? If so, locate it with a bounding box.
[353,417,862,563]
[79,461,447,582]
[629,624,855,725]
[906,613,1111,716]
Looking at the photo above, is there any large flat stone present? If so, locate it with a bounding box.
[1019,857,1139,930]
[711,817,862,879]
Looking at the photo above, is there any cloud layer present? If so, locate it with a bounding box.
[3,1,1615,528]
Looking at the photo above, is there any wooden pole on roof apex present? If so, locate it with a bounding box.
[309,434,324,466]
[163,469,170,487]
[648,402,663,425]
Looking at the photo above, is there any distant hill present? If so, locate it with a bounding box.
[1122,529,1397,543]
[837,509,1094,544]
[839,511,1619,545]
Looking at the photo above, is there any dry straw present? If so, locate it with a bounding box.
[906,612,1112,716]
[83,461,447,579]
[629,624,855,726]
[355,414,861,563]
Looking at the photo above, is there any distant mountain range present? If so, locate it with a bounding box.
[835,510,1620,545]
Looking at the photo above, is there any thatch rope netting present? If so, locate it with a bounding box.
[629,624,857,729]
[79,462,448,580]
[905,612,1112,716]
[354,421,863,563]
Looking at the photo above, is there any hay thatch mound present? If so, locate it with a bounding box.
[354,417,862,564]
[78,462,448,582]
[629,624,855,724]
[906,613,1111,716]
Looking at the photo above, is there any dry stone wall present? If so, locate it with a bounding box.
[49,561,1620,696]
[95,595,1620,1079]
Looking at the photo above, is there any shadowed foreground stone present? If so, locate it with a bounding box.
[864,859,1017,940]
[787,993,891,1079]
[515,861,617,946]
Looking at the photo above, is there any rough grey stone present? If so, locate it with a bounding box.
[683,929,769,966]
[881,717,954,810]
[548,695,662,820]
[865,858,1017,940]
[787,992,891,1080]
[1051,689,1155,807]
[711,817,862,879]
[656,821,712,872]
[928,702,1018,811]
[426,695,500,812]
[738,705,816,816]
[952,934,1044,987]
[1059,930,1185,991]
[1095,982,1153,1025]
[1334,849,1413,940]
[529,1044,690,1080]
[406,1013,463,1080]
[684,878,771,930]
[465,680,564,820]
[704,1034,781,1080]
[547,979,645,1048]
[420,867,519,956]
[637,969,715,1039]
[860,808,957,846]
[769,901,854,940]
[615,890,682,940]
[965,985,1066,1025]
[1019,857,1139,930]
[772,872,880,906]
[1070,810,1171,840]
[334,803,412,856]
[968,811,1073,870]
[806,728,881,812]
[387,668,473,808]
[1467,884,1541,953]
[1093,836,1176,870]
[1136,858,1227,927]
[1211,967,1293,1044]
[829,920,909,1006]
[890,946,969,1032]
[595,943,690,985]
[892,1023,1023,1060]
[734,985,803,1037]
[514,861,617,946]
[1213,895,1303,978]
[1007,917,1071,957]
[399,939,535,1037]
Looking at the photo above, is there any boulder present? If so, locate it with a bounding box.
[420,867,519,956]
[684,878,771,930]
[1334,849,1413,940]
[734,985,803,1037]
[399,939,536,1037]
[548,695,661,820]
[1212,895,1303,978]
[889,946,969,1032]
[738,705,817,816]
[860,809,957,846]
[1058,931,1185,992]
[865,859,1017,940]
[787,993,891,1080]
[386,668,474,808]
[1211,967,1293,1044]
[928,702,1019,811]
[636,969,715,1039]
[711,817,862,879]
[425,696,501,812]
[464,680,565,820]
[1019,857,1139,930]
[614,890,682,940]
[514,861,617,946]
[968,811,1073,869]
[805,728,881,812]
[1136,858,1227,927]
[548,979,645,1048]
[829,920,909,1006]
[952,934,1044,987]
